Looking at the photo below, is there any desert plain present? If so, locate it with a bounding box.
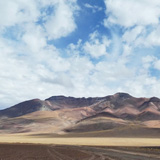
[0,93,160,159]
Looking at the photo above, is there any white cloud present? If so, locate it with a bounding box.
[83,1,160,99]
[22,24,46,53]
[1,0,160,109]
[45,0,79,39]
[83,31,110,58]
[130,26,160,47]
[84,3,103,13]
[139,55,156,76]
[104,0,160,27]
[142,55,155,64]
[0,0,80,108]
[0,0,40,29]
[154,59,160,70]
[103,0,160,100]
[122,44,132,57]
[145,26,160,46]
[0,35,73,108]
[67,31,111,59]
[104,0,160,48]
[122,26,144,44]
[67,39,82,56]
[0,0,78,39]
[123,74,159,98]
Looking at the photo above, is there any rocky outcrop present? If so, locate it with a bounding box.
[0,92,160,121]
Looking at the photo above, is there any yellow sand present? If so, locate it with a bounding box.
[0,135,160,147]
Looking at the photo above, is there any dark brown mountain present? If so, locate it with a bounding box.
[0,92,160,136]
[0,99,46,118]
[0,96,106,118]
[0,92,160,120]
[45,95,106,110]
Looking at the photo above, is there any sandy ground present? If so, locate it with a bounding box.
[0,134,160,147]
[0,135,160,159]
[0,143,160,160]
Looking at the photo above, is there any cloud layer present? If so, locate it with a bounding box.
[0,0,160,108]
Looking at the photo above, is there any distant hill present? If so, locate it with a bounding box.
[0,92,160,137]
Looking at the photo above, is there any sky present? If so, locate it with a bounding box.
[1,0,160,108]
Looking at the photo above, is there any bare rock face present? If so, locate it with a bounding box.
[0,92,160,135]
[0,92,160,121]
[45,96,105,109]
[0,99,50,118]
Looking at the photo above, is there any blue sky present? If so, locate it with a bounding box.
[1,0,160,108]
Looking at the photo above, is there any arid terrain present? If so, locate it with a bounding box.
[0,143,160,160]
[0,93,160,159]
[0,92,160,136]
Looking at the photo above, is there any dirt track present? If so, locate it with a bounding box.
[0,144,160,160]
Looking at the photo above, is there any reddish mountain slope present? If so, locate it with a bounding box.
[0,92,160,120]
[0,99,49,118]
[0,93,160,135]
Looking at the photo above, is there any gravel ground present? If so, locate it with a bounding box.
[0,143,159,160]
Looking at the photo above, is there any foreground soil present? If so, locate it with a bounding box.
[0,143,160,160]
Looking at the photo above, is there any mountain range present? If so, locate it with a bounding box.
[0,93,160,137]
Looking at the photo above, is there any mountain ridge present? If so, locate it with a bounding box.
[0,92,159,119]
[0,92,160,136]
